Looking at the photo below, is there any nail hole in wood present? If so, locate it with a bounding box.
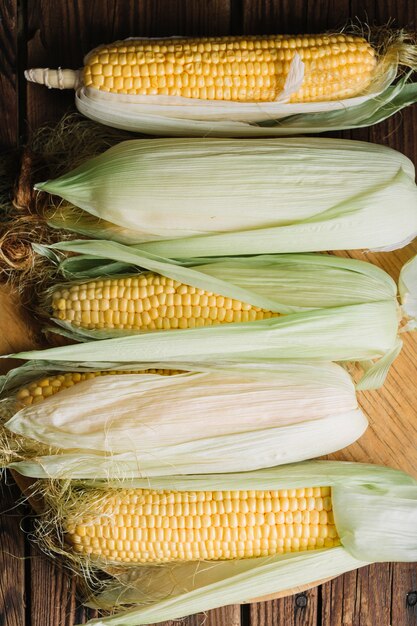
[406,591,417,607]
[295,593,307,609]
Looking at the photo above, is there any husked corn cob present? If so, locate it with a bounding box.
[15,369,180,407]
[51,273,278,331]
[84,34,377,103]
[66,486,340,564]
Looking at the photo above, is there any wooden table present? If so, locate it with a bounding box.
[1,1,417,625]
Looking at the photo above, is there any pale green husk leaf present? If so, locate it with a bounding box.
[50,240,398,313]
[1,360,367,478]
[37,137,417,255]
[399,255,417,330]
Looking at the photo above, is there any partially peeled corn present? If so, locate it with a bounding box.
[43,462,417,625]
[24,32,417,136]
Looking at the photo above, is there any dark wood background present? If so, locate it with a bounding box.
[1,1,417,625]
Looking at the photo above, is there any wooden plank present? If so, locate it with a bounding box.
[0,476,26,626]
[0,285,40,626]
[0,285,42,375]
[250,587,318,626]
[0,0,19,149]
[148,605,241,626]
[321,565,394,626]
[392,563,417,626]
[242,0,350,33]
[29,556,99,626]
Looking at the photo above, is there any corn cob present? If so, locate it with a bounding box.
[66,485,339,564]
[51,273,278,331]
[85,34,376,102]
[26,34,377,103]
[13,369,180,407]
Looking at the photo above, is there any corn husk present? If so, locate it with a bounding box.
[74,73,417,138]
[35,461,417,626]
[17,240,410,390]
[36,137,417,254]
[399,255,417,330]
[0,359,367,479]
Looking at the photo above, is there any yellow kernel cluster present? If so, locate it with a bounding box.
[83,33,376,103]
[51,273,277,332]
[66,486,340,564]
[15,369,180,407]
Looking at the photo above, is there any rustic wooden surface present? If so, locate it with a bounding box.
[0,1,417,625]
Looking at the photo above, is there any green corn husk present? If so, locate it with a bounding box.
[13,240,414,390]
[35,461,417,626]
[0,359,367,479]
[35,137,417,255]
[399,255,417,330]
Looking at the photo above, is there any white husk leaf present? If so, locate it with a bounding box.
[53,460,416,625]
[37,137,417,254]
[73,74,417,140]
[2,361,367,478]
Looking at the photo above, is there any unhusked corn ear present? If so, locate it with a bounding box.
[65,486,340,564]
[15,369,180,407]
[51,273,278,332]
[84,34,377,103]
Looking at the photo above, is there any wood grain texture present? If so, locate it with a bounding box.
[250,587,318,626]
[26,0,231,131]
[29,557,99,626]
[147,605,241,626]
[1,1,417,625]
[0,285,38,626]
[392,563,417,626]
[322,564,393,626]
[0,476,26,626]
[0,0,19,149]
